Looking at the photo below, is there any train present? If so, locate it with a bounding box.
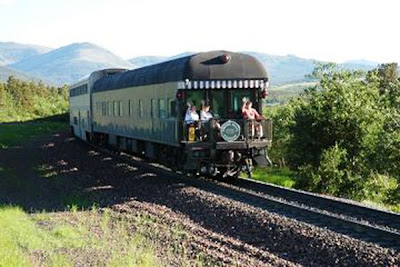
[69,50,272,178]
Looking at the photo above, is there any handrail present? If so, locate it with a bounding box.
[182,118,272,143]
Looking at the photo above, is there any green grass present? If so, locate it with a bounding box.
[0,120,67,148]
[0,206,159,267]
[251,167,295,188]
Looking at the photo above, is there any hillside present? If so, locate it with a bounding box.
[129,56,167,68]
[0,42,51,65]
[245,52,317,85]
[0,65,35,82]
[341,59,379,71]
[11,43,133,85]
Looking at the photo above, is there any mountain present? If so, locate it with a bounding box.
[0,65,35,82]
[2,40,385,86]
[0,42,52,66]
[129,56,167,68]
[244,52,317,85]
[128,52,195,69]
[129,52,315,85]
[130,52,382,85]
[340,59,379,71]
[11,42,133,85]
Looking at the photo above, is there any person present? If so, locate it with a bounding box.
[200,104,213,122]
[184,105,199,124]
[184,105,199,141]
[200,104,221,136]
[242,100,264,138]
[242,100,262,121]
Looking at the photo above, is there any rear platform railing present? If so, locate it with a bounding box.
[181,118,272,143]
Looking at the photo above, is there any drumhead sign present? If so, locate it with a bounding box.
[221,120,241,142]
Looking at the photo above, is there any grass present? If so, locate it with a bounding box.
[251,167,295,188]
[0,119,67,148]
[0,205,159,267]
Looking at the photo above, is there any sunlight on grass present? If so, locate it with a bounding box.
[0,206,160,267]
[0,120,67,148]
[251,167,295,188]
[108,235,158,267]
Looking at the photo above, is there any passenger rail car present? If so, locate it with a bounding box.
[69,51,272,178]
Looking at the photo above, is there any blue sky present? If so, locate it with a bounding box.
[1,0,399,63]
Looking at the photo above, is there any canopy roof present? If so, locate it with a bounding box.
[92,51,268,92]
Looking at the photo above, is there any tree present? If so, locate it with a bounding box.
[285,63,399,201]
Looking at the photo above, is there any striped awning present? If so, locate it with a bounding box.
[178,79,269,90]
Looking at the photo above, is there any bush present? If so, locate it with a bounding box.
[363,173,398,204]
[272,63,400,208]
[0,77,68,122]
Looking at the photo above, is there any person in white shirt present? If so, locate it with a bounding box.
[200,104,221,130]
[184,105,199,124]
[200,104,213,122]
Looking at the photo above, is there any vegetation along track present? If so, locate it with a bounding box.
[87,141,400,251]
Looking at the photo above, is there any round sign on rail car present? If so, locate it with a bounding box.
[220,120,241,142]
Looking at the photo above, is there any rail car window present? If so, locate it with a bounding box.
[210,89,256,119]
[185,90,205,110]
[113,101,117,116]
[159,99,166,119]
[230,90,254,118]
[102,102,106,116]
[151,99,157,118]
[118,101,123,116]
[128,100,132,116]
[168,98,176,118]
[108,102,112,116]
[139,100,143,118]
[211,90,225,118]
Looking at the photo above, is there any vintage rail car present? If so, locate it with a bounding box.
[69,51,272,178]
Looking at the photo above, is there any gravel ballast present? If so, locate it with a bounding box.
[1,131,399,266]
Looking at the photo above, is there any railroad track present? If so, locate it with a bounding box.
[86,141,400,251]
[220,178,400,251]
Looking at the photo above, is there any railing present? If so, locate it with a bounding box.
[182,118,272,143]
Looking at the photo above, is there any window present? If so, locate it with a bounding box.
[102,102,105,115]
[210,90,225,118]
[128,100,131,116]
[119,101,123,116]
[159,99,166,119]
[108,101,112,116]
[230,89,254,117]
[185,90,205,109]
[139,100,143,118]
[69,84,88,97]
[129,100,134,117]
[168,98,176,117]
[151,99,157,118]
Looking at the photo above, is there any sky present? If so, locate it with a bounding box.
[0,0,399,63]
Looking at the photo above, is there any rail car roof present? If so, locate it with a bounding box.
[92,51,268,92]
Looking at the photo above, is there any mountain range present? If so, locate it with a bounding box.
[0,41,384,86]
